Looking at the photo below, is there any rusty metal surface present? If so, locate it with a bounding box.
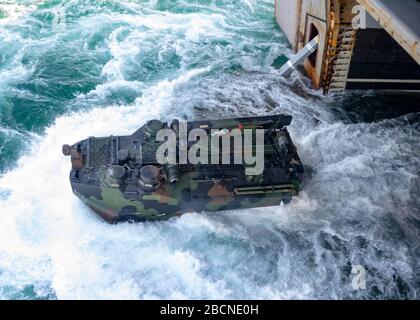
[321,0,339,93]
[302,17,327,88]
[356,0,420,64]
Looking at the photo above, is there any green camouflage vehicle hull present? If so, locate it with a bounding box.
[63,115,304,223]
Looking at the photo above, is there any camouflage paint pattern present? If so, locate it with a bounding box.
[63,115,304,223]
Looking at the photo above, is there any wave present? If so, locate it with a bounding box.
[0,0,418,300]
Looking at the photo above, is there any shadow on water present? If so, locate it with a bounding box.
[327,91,420,124]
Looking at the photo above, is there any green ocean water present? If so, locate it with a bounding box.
[0,0,419,299]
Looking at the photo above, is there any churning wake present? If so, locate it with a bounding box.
[0,0,419,299]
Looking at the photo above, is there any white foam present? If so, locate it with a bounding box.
[0,67,216,299]
[0,1,44,26]
[0,0,418,300]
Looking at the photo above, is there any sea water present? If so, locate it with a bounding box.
[0,0,419,299]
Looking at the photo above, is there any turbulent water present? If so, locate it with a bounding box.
[0,0,419,299]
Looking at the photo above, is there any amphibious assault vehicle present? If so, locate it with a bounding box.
[63,115,303,223]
